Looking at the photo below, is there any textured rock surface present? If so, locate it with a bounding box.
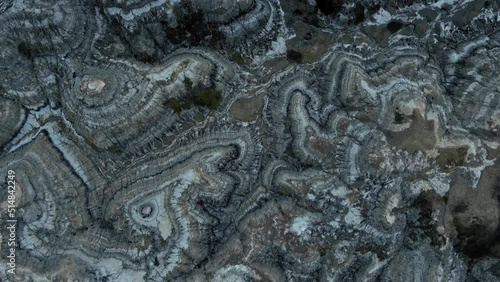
[1,0,500,281]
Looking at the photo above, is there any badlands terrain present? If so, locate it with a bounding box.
[1,0,500,281]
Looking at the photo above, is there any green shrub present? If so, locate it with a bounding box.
[230,53,245,65]
[387,21,403,33]
[394,111,405,124]
[165,98,183,114]
[183,77,193,90]
[164,83,222,114]
[286,49,303,63]
[193,88,222,109]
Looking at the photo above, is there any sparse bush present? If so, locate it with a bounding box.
[230,53,245,65]
[286,49,303,63]
[18,42,32,58]
[165,98,183,114]
[164,79,222,113]
[387,21,403,33]
[193,88,222,110]
[316,0,344,16]
[183,77,193,90]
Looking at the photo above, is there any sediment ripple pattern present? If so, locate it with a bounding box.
[1,0,500,281]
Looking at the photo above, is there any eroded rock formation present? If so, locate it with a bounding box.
[1,0,500,281]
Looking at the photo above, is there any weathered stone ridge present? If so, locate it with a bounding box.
[1,0,500,281]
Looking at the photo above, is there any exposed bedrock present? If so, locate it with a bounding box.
[2,0,500,281]
[59,49,235,151]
